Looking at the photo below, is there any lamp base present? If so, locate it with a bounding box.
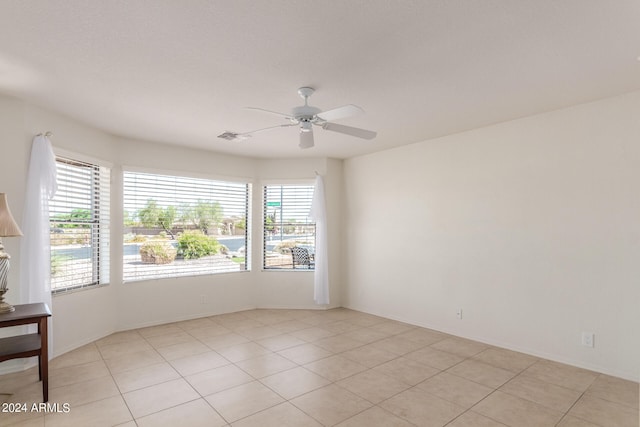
[0,289,14,313]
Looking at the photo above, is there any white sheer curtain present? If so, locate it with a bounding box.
[20,135,57,354]
[310,174,329,305]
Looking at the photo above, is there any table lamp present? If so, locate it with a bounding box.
[0,193,23,313]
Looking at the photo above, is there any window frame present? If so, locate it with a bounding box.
[122,168,251,282]
[262,182,316,271]
[49,154,111,294]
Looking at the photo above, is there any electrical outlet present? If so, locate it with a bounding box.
[581,332,594,348]
[200,295,206,304]
[456,308,463,320]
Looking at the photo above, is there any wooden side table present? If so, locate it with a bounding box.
[0,303,52,402]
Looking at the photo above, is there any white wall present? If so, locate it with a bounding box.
[343,91,640,381]
[0,94,343,363]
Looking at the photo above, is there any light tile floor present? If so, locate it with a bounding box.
[0,308,638,426]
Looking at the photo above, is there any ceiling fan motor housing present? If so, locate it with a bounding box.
[291,105,322,125]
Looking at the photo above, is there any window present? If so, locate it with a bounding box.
[49,156,110,293]
[263,184,315,269]
[123,171,250,282]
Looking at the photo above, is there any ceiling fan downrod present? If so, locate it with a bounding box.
[297,87,315,105]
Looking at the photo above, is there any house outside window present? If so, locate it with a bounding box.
[49,156,110,293]
[263,184,315,270]
[123,171,250,282]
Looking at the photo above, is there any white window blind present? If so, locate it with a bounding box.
[49,156,110,293]
[123,171,250,282]
[263,184,315,270]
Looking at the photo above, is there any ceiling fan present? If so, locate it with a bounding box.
[218,87,377,149]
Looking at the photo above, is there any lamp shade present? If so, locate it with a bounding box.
[0,193,23,237]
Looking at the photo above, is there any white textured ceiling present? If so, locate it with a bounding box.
[1,1,639,159]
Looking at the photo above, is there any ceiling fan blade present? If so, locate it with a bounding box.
[218,131,248,141]
[248,123,297,135]
[299,129,314,149]
[321,122,377,140]
[218,124,296,141]
[316,104,364,122]
[245,107,295,121]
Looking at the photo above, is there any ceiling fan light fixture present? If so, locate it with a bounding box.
[299,130,314,149]
[300,121,313,132]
